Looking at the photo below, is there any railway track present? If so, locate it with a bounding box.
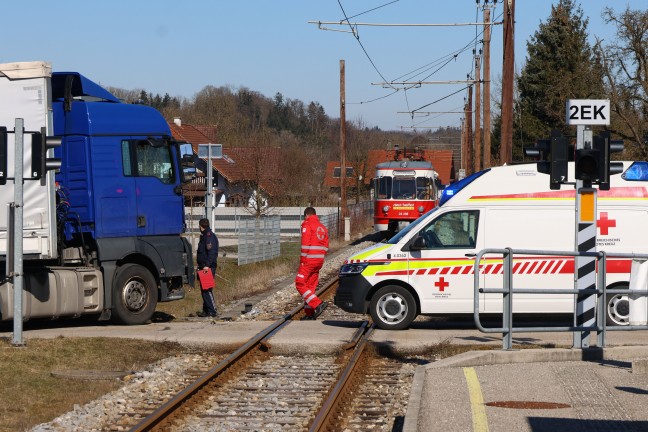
[124,278,416,432]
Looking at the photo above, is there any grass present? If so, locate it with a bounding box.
[0,337,185,432]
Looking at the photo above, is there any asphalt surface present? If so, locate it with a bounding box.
[2,318,648,432]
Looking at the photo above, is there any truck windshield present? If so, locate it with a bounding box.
[122,139,175,184]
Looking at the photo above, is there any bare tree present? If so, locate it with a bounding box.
[595,6,648,159]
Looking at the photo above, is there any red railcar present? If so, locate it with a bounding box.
[373,148,439,233]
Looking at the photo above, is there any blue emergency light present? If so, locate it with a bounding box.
[439,169,489,206]
[622,162,648,181]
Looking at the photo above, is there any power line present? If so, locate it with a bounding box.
[336,0,396,90]
[411,86,469,113]
[342,0,400,21]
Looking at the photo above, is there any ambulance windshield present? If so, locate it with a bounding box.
[387,207,439,244]
[438,169,489,206]
[622,162,648,181]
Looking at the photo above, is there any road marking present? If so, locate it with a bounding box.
[463,367,490,432]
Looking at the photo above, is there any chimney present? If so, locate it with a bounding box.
[173,117,182,127]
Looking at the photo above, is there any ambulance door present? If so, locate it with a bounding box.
[483,207,574,314]
[407,210,485,314]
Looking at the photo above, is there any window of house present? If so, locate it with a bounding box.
[333,167,355,178]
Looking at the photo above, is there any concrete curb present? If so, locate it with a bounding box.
[424,345,648,369]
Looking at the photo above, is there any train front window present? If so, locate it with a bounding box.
[416,177,432,200]
[377,177,392,198]
[392,177,416,199]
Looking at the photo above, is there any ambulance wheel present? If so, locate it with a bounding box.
[606,285,629,326]
[111,264,157,325]
[370,285,417,330]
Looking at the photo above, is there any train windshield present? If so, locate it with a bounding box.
[377,175,434,199]
[392,177,416,199]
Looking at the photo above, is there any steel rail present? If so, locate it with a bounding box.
[130,276,340,432]
[309,322,376,432]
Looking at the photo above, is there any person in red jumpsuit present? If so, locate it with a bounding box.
[295,207,329,319]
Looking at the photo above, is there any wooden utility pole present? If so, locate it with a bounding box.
[474,52,482,172]
[483,6,492,168]
[339,60,347,234]
[461,116,467,175]
[466,85,473,175]
[500,0,515,165]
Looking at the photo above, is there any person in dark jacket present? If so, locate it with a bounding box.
[196,218,219,317]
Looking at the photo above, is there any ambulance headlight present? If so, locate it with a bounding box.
[418,205,425,213]
[340,262,369,275]
[382,205,390,213]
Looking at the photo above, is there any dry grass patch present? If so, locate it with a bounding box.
[0,337,183,432]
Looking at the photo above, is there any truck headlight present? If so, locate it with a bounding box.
[340,262,369,275]
[418,205,425,213]
[382,206,390,213]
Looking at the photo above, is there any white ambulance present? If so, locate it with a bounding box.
[335,162,648,330]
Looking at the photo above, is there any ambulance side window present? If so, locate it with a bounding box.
[419,210,479,249]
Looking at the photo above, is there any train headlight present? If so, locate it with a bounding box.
[382,205,390,213]
[340,262,369,275]
[418,205,425,213]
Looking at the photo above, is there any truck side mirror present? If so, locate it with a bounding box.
[179,143,196,183]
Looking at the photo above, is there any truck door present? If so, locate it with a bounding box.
[129,138,183,236]
[407,210,485,314]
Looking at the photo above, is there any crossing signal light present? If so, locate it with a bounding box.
[31,127,62,186]
[548,131,569,190]
[0,127,7,185]
[574,131,624,189]
[523,130,570,190]
[593,131,624,191]
[574,146,600,183]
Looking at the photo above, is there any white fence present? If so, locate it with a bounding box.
[183,203,373,265]
[184,206,339,237]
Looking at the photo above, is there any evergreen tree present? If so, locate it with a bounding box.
[515,0,604,158]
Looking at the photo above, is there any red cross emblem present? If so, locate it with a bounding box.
[597,212,616,236]
[435,277,450,292]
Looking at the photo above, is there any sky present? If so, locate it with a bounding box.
[1,1,643,133]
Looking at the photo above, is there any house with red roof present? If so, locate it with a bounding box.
[169,118,281,207]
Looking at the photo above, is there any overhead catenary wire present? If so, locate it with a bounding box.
[348,10,503,109]
[342,0,400,21]
[336,0,397,90]
[312,1,502,130]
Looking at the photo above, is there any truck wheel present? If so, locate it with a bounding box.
[112,264,157,325]
[606,284,629,326]
[370,285,417,330]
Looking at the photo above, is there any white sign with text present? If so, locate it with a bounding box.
[566,99,610,125]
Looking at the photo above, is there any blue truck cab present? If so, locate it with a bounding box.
[0,63,195,325]
[49,72,195,324]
